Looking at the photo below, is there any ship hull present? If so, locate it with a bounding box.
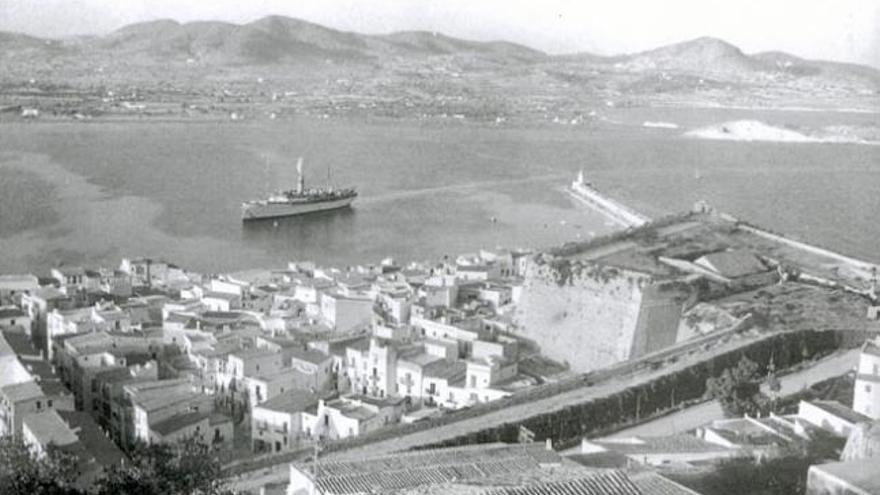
[241,196,355,221]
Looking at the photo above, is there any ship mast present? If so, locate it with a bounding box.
[296,157,305,194]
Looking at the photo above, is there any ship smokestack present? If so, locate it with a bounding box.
[296,157,304,194]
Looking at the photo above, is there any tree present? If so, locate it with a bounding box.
[0,436,84,495]
[95,437,232,495]
[706,355,771,418]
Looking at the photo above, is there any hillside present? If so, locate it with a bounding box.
[0,16,877,119]
[618,37,763,75]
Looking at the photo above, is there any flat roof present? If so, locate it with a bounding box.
[22,410,78,447]
[807,400,873,425]
[150,411,210,436]
[203,291,240,301]
[594,435,730,455]
[0,307,26,319]
[289,348,331,365]
[257,390,321,415]
[0,274,39,285]
[424,360,466,380]
[57,410,125,466]
[1,381,44,402]
[399,351,443,368]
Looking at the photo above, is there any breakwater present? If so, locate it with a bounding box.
[567,172,650,228]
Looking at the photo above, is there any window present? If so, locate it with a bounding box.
[324,415,329,426]
[47,400,53,408]
[36,401,41,410]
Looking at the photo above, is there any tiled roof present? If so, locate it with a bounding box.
[482,471,641,495]
[306,443,562,495]
[628,471,701,495]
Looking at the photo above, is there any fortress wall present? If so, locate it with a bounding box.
[514,260,652,373]
[629,283,686,358]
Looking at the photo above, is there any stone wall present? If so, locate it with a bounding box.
[514,258,683,373]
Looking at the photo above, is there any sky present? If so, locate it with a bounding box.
[2,0,879,67]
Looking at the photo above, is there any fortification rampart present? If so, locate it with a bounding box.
[513,259,683,373]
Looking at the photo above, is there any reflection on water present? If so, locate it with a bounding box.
[0,111,877,273]
[240,207,357,247]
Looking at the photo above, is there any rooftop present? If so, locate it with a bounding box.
[806,400,873,425]
[53,266,86,277]
[810,458,880,495]
[424,360,467,380]
[592,435,730,455]
[22,410,78,447]
[0,307,26,319]
[231,347,278,361]
[696,249,768,278]
[288,348,331,366]
[1,380,44,402]
[256,390,321,415]
[150,411,210,436]
[399,351,443,368]
[301,443,563,494]
[324,399,376,421]
[203,291,240,301]
[57,410,125,466]
[0,274,39,285]
[483,471,641,495]
[30,286,66,301]
[861,338,880,358]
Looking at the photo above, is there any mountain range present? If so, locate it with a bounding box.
[0,15,877,112]
[1,16,875,76]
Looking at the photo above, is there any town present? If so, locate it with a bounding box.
[1,184,879,494]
